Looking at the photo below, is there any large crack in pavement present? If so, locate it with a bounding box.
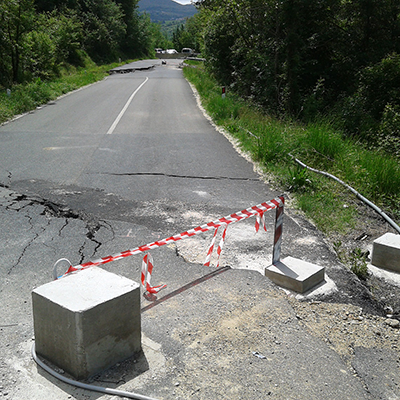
[0,187,114,274]
[92,171,261,181]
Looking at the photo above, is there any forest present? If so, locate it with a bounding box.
[0,0,154,87]
[194,0,400,155]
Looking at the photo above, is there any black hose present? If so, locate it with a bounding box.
[289,154,400,234]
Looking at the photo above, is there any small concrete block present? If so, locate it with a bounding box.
[371,233,400,272]
[265,256,325,293]
[32,267,141,380]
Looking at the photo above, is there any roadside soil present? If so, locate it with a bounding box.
[197,84,400,377]
[284,195,400,377]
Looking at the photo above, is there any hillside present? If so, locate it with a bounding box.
[138,0,197,22]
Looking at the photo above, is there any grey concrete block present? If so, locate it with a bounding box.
[265,256,325,293]
[371,233,400,272]
[32,267,141,380]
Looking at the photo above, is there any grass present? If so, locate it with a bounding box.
[0,58,125,125]
[183,61,400,235]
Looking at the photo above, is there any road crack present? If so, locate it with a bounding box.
[0,168,12,188]
[3,191,113,272]
[93,172,260,181]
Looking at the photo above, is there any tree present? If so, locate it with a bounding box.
[115,0,148,57]
[173,14,202,52]
[197,0,400,122]
[149,22,172,51]
[1,0,35,84]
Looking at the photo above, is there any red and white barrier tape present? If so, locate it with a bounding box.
[204,223,227,267]
[54,196,284,293]
[141,253,167,294]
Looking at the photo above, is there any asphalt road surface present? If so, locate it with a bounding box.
[0,59,273,208]
[1,60,397,399]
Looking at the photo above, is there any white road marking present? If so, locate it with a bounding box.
[107,77,149,135]
[43,145,97,150]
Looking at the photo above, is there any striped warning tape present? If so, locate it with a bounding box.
[54,196,284,293]
[141,253,167,294]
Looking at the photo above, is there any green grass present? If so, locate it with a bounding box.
[183,62,400,235]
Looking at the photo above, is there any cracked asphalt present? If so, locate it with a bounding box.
[0,60,399,399]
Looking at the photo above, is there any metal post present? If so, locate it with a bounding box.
[272,196,284,264]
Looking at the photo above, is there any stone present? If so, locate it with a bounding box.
[371,233,400,272]
[385,318,400,329]
[32,267,141,380]
[265,256,325,293]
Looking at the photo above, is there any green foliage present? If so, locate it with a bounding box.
[0,0,153,88]
[24,30,57,80]
[0,0,36,85]
[51,11,84,65]
[184,62,400,235]
[172,14,202,53]
[339,54,400,143]
[197,0,400,151]
[349,248,369,280]
[334,242,369,280]
[150,22,173,50]
[359,150,400,201]
[378,104,400,158]
[302,124,345,167]
[79,0,126,63]
[287,165,313,193]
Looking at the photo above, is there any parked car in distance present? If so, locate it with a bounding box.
[181,48,194,56]
[166,49,178,54]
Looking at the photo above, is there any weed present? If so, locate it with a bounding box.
[287,165,313,192]
[333,241,369,280]
[349,248,369,280]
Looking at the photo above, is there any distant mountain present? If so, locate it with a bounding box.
[138,0,197,23]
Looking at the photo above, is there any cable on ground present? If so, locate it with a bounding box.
[31,343,159,400]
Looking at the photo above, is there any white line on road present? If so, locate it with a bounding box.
[106,77,149,135]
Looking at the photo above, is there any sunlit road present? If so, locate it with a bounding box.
[0,58,284,286]
[0,59,276,221]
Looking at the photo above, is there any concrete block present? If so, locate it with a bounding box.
[32,267,141,380]
[371,233,400,272]
[265,256,325,293]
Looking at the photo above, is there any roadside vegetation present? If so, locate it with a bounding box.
[181,0,400,280]
[183,61,400,240]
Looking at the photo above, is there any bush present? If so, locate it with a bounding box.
[339,53,400,146]
[359,54,400,120]
[378,104,400,158]
[24,31,57,81]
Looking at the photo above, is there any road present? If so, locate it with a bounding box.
[1,59,269,207]
[0,59,397,399]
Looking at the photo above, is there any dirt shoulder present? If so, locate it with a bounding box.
[284,195,400,397]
